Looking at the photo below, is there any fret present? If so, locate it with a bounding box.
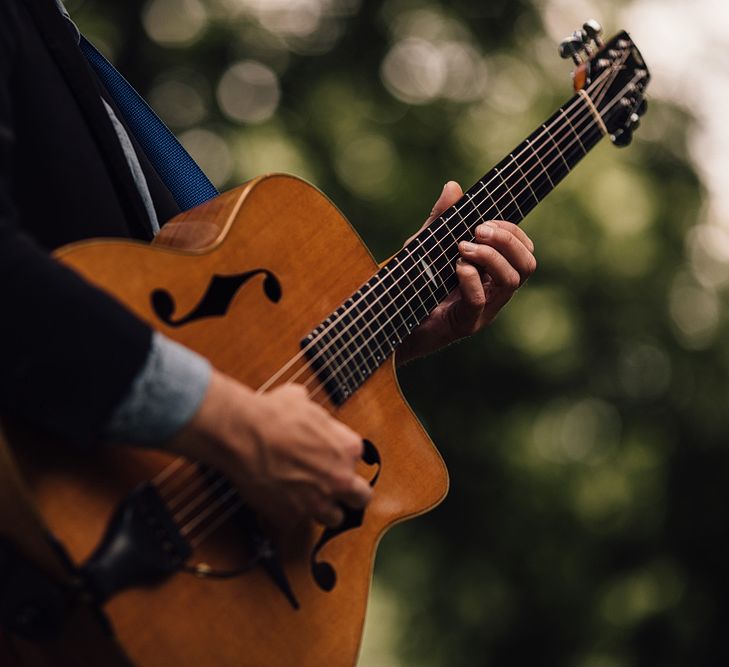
[524,138,555,189]
[422,227,456,300]
[359,280,389,363]
[483,174,516,223]
[464,192,488,226]
[399,248,432,320]
[451,197,475,239]
[569,98,603,156]
[303,92,607,406]
[509,152,540,212]
[303,316,352,404]
[319,317,356,394]
[367,278,398,358]
[407,242,442,312]
[493,165,524,221]
[466,181,502,222]
[377,265,410,344]
[388,258,420,333]
[335,298,371,384]
[560,108,587,155]
[541,122,571,179]
[438,209,461,245]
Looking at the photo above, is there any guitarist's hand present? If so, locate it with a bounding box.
[397,181,537,364]
[167,370,372,528]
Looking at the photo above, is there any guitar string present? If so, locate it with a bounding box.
[180,137,630,545]
[168,467,222,517]
[303,69,644,402]
[181,89,638,547]
[173,74,642,542]
[168,68,636,544]
[251,63,622,398]
[174,474,232,534]
[176,98,616,528]
[260,67,623,396]
[155,86,604,504]
[162,62,624,504]
[153,63,619,498]
[290,70,628,397]
[158,461,200,503]
[167,68,632,527]
[157,464,198,503]
[180,488,239,537]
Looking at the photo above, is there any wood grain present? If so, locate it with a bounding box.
[13,174,449,666]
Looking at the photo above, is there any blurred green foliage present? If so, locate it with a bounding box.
[69,0,729,664]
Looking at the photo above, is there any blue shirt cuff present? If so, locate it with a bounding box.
[105,331,211,445]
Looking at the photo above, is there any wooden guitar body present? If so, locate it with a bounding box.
[15,174,449,666]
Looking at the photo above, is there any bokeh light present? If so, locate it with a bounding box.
[216,61,280,123]
[142,0,208,45]
[178,127,233,187]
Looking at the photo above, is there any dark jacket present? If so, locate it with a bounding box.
[1,0,181,444]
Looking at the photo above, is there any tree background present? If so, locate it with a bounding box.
[69,0,729,664]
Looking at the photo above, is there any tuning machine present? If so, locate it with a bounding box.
[559,19,604,64]
[610,96,648,148]
[583,19,604,48]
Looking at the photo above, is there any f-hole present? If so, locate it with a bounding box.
[151,269,282,327]
[309,439,381,592]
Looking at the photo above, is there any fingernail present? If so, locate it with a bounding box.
[442,182,449,192]
[460,241,477,253]
[476,224,493,239]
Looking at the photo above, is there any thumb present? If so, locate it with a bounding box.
[425,181,464,225]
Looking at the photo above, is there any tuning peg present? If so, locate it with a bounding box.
[636,98,648,116]
[611,127,633,147]
[629,113,640,130]
[583,19,604,47]
[559,35,585,64]
[573,29,594,55]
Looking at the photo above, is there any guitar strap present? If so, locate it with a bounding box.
[79,37,219,212]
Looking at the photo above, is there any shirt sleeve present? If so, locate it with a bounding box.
[0,9,152,447]
[105,332,211,445]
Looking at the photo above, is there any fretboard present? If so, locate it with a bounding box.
[302,92,605,405]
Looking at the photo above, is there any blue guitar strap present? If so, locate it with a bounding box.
[79,37,219,212]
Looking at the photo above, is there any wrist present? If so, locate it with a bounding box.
[164,370,258,472]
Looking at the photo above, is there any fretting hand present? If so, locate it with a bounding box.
[397,181,537,364]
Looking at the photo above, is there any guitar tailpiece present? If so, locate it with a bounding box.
[80,482,192,603]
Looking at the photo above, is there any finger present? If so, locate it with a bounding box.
[335,473,373,509]
[471,224,537,282]
[459,241,521,290]
[430,181,464,220]
[328,421,365,461]
[450,258,486,334]
[405,181,465,246]
[426,181,464,225]
[314,501,345,528]
[482,219,535,253]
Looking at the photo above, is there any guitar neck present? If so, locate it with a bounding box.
[303,92,605,405]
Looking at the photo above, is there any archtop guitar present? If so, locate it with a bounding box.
[1,23,649,666]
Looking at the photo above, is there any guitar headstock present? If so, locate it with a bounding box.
[560,20,651,147]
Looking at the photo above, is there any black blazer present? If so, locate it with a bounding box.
[1,0,182,445]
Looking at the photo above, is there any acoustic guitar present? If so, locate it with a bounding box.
[1,23,650,666]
